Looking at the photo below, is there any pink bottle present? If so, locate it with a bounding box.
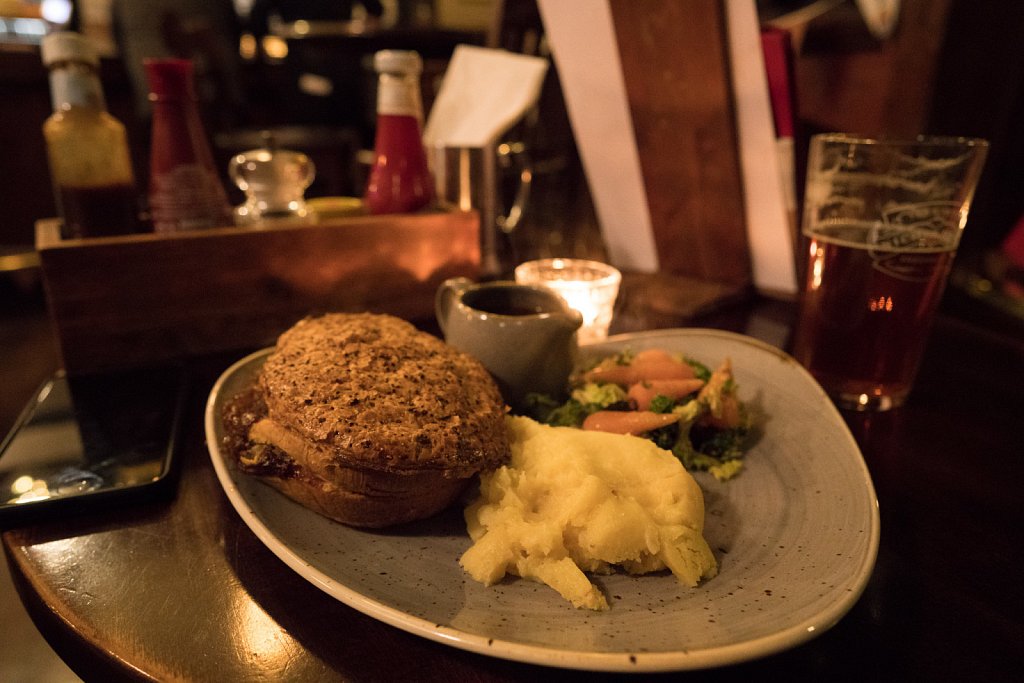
[145,58,232,232]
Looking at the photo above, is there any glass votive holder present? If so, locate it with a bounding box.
[514,258,622,344]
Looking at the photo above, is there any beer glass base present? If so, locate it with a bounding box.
[831,391,906,412]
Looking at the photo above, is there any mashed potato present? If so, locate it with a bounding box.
[460,415,718,610]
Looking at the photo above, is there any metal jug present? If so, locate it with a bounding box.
[432,141,531,276]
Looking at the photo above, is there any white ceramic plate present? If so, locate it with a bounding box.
[205,329,879,672]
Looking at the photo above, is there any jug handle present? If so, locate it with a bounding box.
[496,141,531,234]
[435,277,472,337]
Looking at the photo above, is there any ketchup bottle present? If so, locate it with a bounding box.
[145,58,232,232]
[364,50,434,214]
[41,32,139,239]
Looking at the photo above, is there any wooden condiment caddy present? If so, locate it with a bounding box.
[35,211,479,375]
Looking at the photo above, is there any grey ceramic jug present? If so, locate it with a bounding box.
[435,277,582,408]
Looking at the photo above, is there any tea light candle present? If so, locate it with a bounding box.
[514,258,622,344]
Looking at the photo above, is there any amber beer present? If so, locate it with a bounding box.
[792,134,988,410]
[792,222,956,409]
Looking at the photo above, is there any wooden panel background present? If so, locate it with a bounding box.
[785,0,952,138]
[609,0,751,286]
[36,212,479,374]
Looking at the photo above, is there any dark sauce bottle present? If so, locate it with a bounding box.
[41,32,140,239]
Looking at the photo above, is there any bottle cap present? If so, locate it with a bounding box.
[373,50,423,76]
[144,58,197,100]
[41,31,99,68]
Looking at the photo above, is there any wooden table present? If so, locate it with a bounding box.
[3,281,1023,682]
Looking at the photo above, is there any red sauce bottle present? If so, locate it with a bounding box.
[364,50,434,215]
[145,59,232,232]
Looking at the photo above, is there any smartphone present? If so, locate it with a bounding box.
[0,364,187,526]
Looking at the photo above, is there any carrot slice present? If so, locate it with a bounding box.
[583,349,696,386]
[582,410,680,435]
[702,393,742,429]
[697,359,742,429]
[627,378,706,411]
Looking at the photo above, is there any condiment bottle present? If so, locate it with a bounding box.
[364,50,434,214]
[145,58,232,232]
[41,31,139,239]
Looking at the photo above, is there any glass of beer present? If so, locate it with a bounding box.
[792,134,988,411]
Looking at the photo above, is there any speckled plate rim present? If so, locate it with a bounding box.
[205,329,881,673]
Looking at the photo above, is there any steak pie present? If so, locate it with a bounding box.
[222,313,510,528]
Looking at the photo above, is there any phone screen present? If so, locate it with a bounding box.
[0,364,187,525]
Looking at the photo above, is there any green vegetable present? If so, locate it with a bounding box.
[571,382,627,408]
[671,400,704,425]
[522,382,628,429]
[696,425,750,461]
[545,400,590,428]
[672,439,720,471]
[517,349,753,481]
[614,349,635,365]
[686,358,712,382]
[648,394,676,414]
[521,393,588,427]
[667,396,751,476]
[647,423,679,450]
[709,459,744,481]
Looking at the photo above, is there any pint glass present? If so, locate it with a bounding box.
[792,134,988,411]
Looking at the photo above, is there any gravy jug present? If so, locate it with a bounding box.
[435,277,582,408]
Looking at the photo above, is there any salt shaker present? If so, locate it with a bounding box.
[229,132,315,226]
